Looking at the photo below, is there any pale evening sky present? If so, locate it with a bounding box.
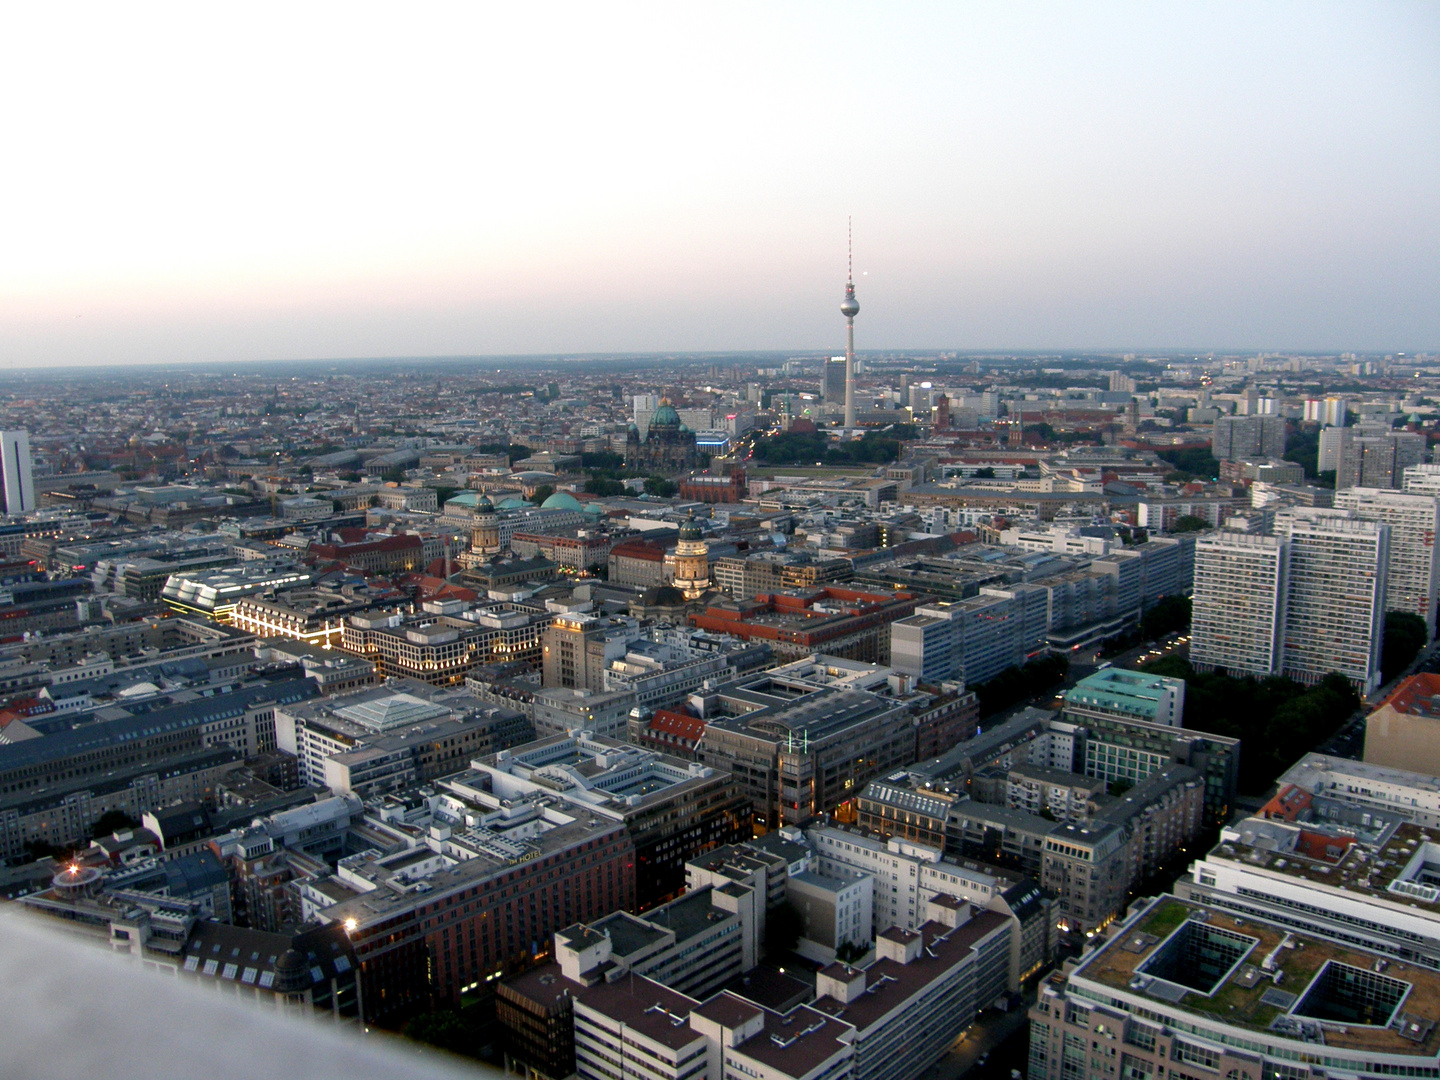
[1,2,1437,368]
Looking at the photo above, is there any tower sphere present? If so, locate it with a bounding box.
[840,288,859,318]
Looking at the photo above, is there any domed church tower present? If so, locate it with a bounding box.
[671,512,710,600]
[471,494,501,555]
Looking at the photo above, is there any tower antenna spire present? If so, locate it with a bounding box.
[847,215,853,285]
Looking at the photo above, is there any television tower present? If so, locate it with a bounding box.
[841,218,860,429]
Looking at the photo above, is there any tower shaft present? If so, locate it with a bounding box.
[844,318,856,428]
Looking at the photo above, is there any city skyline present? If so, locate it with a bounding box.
[0,3,1436,368]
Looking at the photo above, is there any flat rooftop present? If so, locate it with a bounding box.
[1208,818,1440,904]
[1075,897,1440,1056]
[640,886,733,945]
[577,973,704,1052]
[590,911,671,957]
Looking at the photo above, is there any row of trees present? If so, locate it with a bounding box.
[750,430,902,467]
[1155,446,1220,482]
[1141,656,1359,794]
[974,654,1070,717]
[1136,611,1425,793]
[578,449,678,497]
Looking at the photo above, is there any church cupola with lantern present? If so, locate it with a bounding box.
[668,511,711,600]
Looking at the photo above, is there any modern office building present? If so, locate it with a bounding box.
[311,788,636,1024]
[1179,753,1440,971]
[1334,487,1440,636]
[159,562,314,621]
[695,673,916,832]
[0,430,35,516]
[1075,711,1239,825]
[1030,894,1440,1080]
[273,682,533,793]
[1062,668,1186,728]
[469,731,751,909]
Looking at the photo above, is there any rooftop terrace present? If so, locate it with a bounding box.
[1076,897,1440,1056]
[1211,819,1440,904]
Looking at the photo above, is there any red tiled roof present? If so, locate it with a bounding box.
[1376,672,1440,718]
[1261,784,1312,822]
[648,710,706,742]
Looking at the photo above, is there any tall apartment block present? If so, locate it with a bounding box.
[1192,512,1388,694]
[823,356,848,403]
[1334,487,1440,637]
[0,430,34,516]
[1191,533,1287,678]
[1211,414,1285,461]
[1318,424,1349,474]
[1405,463,1440,496]
[1338,428,1426,490]
[1276,511,1388,693]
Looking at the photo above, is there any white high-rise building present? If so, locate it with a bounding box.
[0,431,34,516]
[1191,533,1287,678]
[632,393,658,440]
[1334,487,1440,637]
[1323,396,1348,426]
[1404,463,1440,496]
[1317,424,1350,474]
[1193,513,1391,694]
[1275,510,1389,694]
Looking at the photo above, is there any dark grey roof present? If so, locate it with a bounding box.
[180,920,356,991]
[163,851,230,897]
[148,802,211,839]
[0,678,319,771]
[0,748,243,814]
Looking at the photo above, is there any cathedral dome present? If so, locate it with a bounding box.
[540,491,583,511]
[679,515,703,542]
[475,495,495,513]
[650,403,681,428]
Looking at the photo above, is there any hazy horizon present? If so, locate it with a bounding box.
[2,3,1437,368]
